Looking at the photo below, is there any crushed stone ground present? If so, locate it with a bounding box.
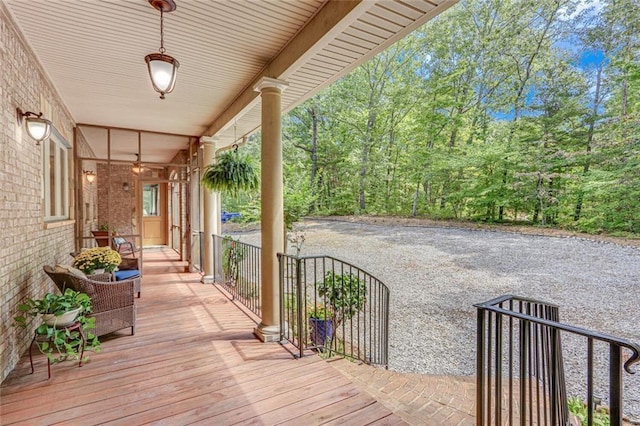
[225,217,640,420]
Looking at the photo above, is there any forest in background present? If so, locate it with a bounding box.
[226,0,640,236]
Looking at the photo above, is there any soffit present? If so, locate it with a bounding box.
[4,0,457,162]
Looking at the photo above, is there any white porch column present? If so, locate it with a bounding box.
[253,77,289,342]
[201,140,221,283]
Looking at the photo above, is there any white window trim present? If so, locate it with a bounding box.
[43,127,71,222]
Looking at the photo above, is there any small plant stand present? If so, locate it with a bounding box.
[29,322,86,379]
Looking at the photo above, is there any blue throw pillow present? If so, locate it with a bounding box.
[114,270,139,281]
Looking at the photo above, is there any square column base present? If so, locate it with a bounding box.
[254,324,281,342]
[201,275,214,284]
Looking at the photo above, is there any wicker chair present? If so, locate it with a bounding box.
[43,266,136,337]
[68,253,142,298]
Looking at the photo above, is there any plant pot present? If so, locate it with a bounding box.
[309,317,333,346]
[42,307,82,327]
[91,268,105,275]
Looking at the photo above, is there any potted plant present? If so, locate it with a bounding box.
[307,304,333,346]
[201,150,259,197]
[316,271,366,328]
[92,224,117,248]
[14,288,101,363]
[72,247,121,275]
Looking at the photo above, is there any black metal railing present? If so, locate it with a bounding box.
[476,295,640,426]
[212,235,261,317]
[279,254,390,368]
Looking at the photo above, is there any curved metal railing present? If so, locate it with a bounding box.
[279,254,390,368]
[476,295,640,426]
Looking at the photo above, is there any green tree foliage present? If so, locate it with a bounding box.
[248,0,639,235]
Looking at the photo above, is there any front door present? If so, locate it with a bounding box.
[142,183,167,246]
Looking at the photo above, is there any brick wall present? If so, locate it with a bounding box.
[0,4,78,382]
[96,163,136,238]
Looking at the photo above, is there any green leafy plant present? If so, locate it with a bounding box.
[307,304,332,320]
[97,224,116,232]
[222,236,247,285]
[202,150,259,197]
[14,289,101,363]
[73,247,121,274]
[568,397,610,426]
[316,271,366,327]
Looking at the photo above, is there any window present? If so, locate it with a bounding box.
[43,129,70,221]
[143,184,160,216]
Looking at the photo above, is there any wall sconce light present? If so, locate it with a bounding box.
[16,108,52,145]
[83,170,96,184]
[123,182,130,192]
[144,0,179,100]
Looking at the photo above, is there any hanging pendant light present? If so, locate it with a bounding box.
[144,0,179,100]
[132,153,145,174]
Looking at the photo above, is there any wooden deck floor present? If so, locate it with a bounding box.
[1,248,404,425]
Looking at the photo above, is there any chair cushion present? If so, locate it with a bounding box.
[54,264,87,279]
[114,269,140,281]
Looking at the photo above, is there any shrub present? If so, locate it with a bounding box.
[316,271,366,326]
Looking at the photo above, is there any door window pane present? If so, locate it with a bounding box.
[143,184,159,216]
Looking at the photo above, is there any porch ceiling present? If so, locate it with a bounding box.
[5,0,456,162]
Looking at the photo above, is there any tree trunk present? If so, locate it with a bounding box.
[308,106,319,213]
[412,181,420,217]
[574,65,602,221]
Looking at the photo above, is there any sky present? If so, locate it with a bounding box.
[559,0,604,21]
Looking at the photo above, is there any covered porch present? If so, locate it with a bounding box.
[0,0,458,385]
[0,248,473,425]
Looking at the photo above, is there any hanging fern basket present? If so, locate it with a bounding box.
[201,150,259,197]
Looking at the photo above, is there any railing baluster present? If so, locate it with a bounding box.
[495,311,503,426]
[296,257,304,359]
[477,308,486,426]
[509,299,514,426]
[587,337,594,426]
[520,317,529,426]
[610,343,622,425]
[485,311,493,423]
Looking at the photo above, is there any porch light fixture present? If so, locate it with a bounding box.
[83,170,96,184]
[132,153,145,174]
[144,0,179,100]
[122,182,130,192]
[16,108,52,145]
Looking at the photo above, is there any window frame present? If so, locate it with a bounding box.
[43,128,71,222]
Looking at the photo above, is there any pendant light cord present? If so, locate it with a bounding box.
[159,8,165,54]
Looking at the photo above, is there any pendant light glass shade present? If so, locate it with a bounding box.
[145,53,179,99]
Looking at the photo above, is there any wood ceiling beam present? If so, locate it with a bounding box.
[203,0,372,138]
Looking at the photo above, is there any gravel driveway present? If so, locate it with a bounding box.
[227,218,640,420]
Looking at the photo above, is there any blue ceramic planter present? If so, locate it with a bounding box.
[308,317,333,346]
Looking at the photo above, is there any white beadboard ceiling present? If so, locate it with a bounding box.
[5,0,457,162]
